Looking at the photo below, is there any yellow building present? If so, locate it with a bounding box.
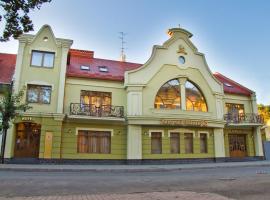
[0,25,264,164]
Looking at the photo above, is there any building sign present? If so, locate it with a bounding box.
[21,117,32,121]
[161,119,208,127]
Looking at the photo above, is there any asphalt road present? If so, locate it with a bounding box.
[0,166,270,200]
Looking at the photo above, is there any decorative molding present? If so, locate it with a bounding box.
[75,127,114,136]
[177,45,187,55]
[148,130,165,137]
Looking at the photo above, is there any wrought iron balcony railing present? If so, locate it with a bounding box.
[70,103,124,118]
[224,113,264,124]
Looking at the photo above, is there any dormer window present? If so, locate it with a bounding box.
[224,83,233,87]
[80,65,90,71]
[99,66,108,72]
[31,50,55,68]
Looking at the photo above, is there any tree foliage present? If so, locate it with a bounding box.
[0,85,31,132]
[0,0,52,42]
[258,104,270,124]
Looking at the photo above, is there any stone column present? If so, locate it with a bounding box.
[254,127,264,157]
[178,77,187,110]
[214,128,226,160]
[127,125,142,163]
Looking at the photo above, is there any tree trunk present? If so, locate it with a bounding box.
[0,128,7,164]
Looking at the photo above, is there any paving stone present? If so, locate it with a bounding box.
[0,191,234,200]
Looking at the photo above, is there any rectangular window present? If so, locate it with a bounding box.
[80,91,111,107]
[170,132,180,154]
[77,130,111,154]
[31,50,55,68]
[151,132,162,154]
[27,84,52,104]
[225,103,245,115]
[184,133,193,153]
[200,133,208,153]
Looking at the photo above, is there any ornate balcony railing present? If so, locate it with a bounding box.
[70,103,124,118]
[224,113,264,124]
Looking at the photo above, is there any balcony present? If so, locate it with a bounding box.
[70,103,124,118]
[224,113,264,124]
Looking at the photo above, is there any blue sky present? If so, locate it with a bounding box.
[0,0,269,104]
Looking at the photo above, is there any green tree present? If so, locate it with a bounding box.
[0,83,31,163]
[258,104,270,124]
[0,0,52,42]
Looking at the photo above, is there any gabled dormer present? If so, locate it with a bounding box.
[13,25,73,114]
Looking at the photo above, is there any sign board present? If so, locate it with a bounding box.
[161,119,208,127]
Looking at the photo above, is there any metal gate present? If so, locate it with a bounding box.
[263,141,270,160]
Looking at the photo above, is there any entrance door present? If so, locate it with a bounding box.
[229,134,247,158]
[14,123,41,158]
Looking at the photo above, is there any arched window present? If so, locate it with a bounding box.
[154,79,181,109]
[185,81,207,112]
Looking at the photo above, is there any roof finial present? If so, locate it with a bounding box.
[119,32,127,62]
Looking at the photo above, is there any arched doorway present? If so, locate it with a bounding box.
[14,122,41,158]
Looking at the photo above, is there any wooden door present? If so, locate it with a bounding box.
[229,134,247,158]
[14,123,41,158]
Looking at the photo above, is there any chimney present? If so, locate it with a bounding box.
[120,53,126,62]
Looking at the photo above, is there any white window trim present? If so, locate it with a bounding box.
[148,130,165,137]
[168,128,195,138]
[198,131,210,138]
[75,127,114,136]
[25,81,54,90]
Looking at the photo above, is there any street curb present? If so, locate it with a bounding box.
[0,162,270,173]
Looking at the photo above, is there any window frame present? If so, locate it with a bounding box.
[77,130,112,154]
[184,133,194,154]
[26,84,52,104]
[185,80,208,112]
[30,50,55,68]
[170,132,180,154]
[80,90,112,107]
[199,133,208,153]
[150,132,162,154]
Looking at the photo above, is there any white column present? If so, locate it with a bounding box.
[127,125,142,160]
[178,77,187,110]
[214,128,226,158]
[13,39,26,93]
[251,93,258,114]
[254,127,264,156]
[4,124,15,158]
[57,47,70,113]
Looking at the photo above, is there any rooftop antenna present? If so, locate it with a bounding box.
[119,32,127,62]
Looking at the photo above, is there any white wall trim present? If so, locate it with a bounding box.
[75,127,114,136]
[167,128,195,138]
[198,131,210,138]
[148,130,165,137]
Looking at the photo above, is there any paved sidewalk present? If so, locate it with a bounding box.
[0,160,269,172]
[0,191,234,200]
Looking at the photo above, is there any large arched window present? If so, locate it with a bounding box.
[154,79,181,109]
[185,81,207,112]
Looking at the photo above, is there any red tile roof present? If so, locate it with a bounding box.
[213,72,253,96]
[66,49,142,81]
[0,53,16,84]
[0,51,254,96]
